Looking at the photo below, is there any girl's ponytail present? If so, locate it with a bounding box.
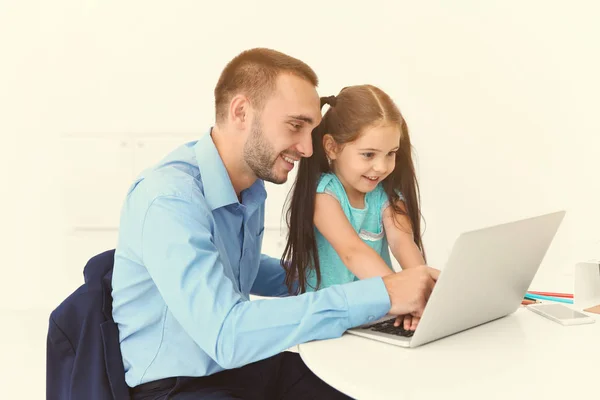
[282,97,332,293]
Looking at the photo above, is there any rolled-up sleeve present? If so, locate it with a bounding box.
[141,191,391,370]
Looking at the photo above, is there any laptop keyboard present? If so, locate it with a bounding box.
[368,318,415,337]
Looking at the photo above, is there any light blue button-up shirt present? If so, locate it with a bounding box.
[111,130,391,387]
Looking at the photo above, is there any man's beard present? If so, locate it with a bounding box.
[243,118,286,184]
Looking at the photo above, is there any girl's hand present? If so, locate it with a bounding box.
[394,314,420,330]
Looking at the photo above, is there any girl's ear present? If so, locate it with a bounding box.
[323,134,338,160]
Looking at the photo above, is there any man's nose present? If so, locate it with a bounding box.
[296,130,313,158]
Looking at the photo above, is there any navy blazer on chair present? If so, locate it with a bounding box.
[46,249,130,400]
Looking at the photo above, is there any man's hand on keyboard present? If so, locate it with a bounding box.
[382,265,440,319]
[392,266,440,329]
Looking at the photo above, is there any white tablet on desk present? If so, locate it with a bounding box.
[526,303,596,326]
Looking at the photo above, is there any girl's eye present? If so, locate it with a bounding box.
[361,153,375,158]
[387,151,397,157]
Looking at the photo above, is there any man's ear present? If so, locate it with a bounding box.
[229,94,251,130]
[323,134,338,160]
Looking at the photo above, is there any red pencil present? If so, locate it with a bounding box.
[527,291,573,298]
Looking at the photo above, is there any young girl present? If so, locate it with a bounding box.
[282,85,428,327]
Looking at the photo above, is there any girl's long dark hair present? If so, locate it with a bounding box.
[282,85,426,294]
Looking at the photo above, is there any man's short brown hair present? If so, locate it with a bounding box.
[214,48,319,122]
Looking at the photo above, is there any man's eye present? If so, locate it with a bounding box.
[289,123,301,130]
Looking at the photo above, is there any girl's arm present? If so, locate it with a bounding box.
[314,193,393,279]
[382,200,425,269]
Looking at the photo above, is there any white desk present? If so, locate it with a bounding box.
[299,306,600,399]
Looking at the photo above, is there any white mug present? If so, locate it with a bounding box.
[574,260,600,308]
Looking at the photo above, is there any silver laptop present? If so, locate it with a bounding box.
[347,210,566,348]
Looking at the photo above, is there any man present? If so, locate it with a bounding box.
[112,48,438,399]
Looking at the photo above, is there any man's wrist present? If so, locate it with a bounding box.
[382,274,396,311]
[341,277,391,327]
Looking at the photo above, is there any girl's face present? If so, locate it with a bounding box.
[326,123,401,200]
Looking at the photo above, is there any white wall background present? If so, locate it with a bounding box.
[1,0,599,314]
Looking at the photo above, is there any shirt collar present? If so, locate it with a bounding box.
[241,178,266,217]
[194,129,266,212]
